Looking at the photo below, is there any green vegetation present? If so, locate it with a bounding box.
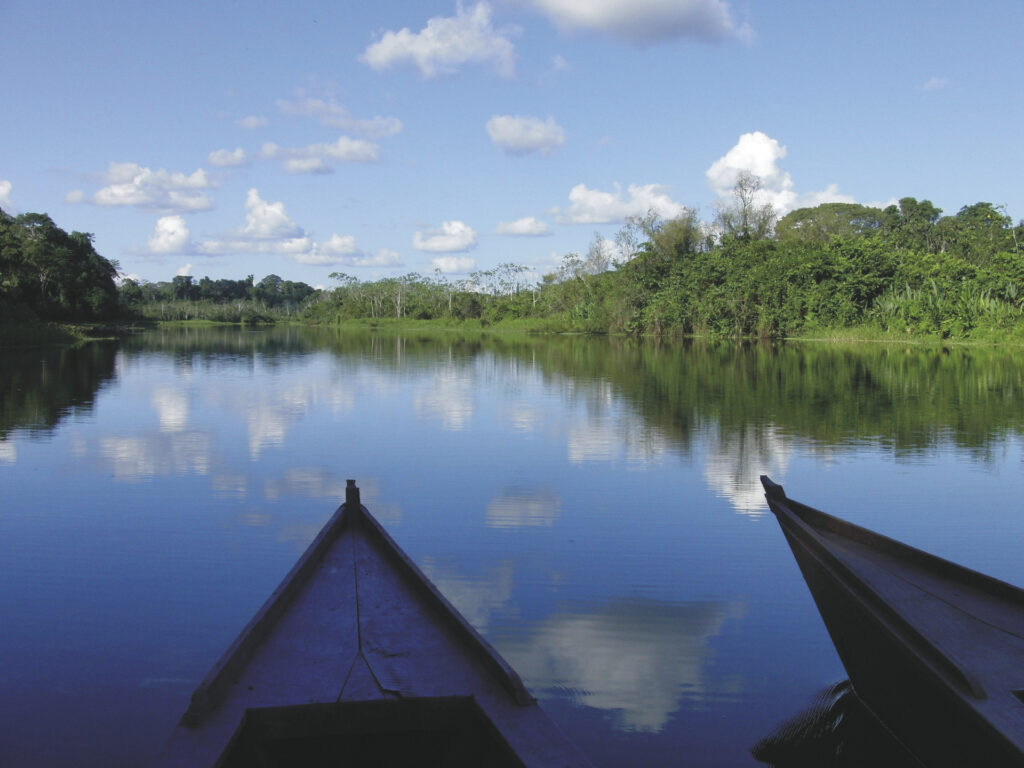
[5,190,1024,342]
[1,208,120,323]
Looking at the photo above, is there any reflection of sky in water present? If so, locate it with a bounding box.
[486,487,561,528]
[413,365,475,430]
[701,422,793,515]
[9,332,1024,767]
[100,432,212,480]
[501,599,744,733]
[419,559,516,632]
[151,387,189,433]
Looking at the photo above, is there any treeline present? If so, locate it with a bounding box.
[301,192,1024,340]
[0,208,120,321]
[120,273,319,323]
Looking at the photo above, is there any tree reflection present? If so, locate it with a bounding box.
[0,342,118,440]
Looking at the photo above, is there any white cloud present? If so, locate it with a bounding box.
[240,188,304,238]
[496,216,552,235]
[198,189,312,256]
[923,76,950,92]
[361,2,516,78]
[195,189,398,267]
[706,131,854,214]
[276,95,402,138]
[207,147,248,167]
[433,256,476,273]
[78,162,215,213]
[487,115,565,155]
[237,115,268,129]
[294,248,403,268]
[413,220,478,252]
[148,215,192,254]
[523,0,750,44]
[0,180,11,206]
[260,136,379,174]
[557,182,685,224]
[175,263,192,276]
[318,233,360,256]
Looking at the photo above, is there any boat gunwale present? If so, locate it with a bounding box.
[760,475,995,701]
[181,482,533,727]
[760,476,1024,611]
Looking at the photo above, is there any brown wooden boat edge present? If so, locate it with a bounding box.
[182,480,533,727]
[760,475,988,701]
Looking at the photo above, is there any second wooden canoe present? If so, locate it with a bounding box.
[762,475,1024,768]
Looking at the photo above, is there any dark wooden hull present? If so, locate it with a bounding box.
[761,476,1024,768]
[155,481,591,767]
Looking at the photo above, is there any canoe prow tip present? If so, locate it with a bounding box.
[345,479,360,508]
[760,475,786,500]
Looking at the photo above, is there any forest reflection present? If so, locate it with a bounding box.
[7,328,1024,488]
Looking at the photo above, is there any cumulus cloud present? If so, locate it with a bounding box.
[432,256,476,273]
[706,131,853,214]
[487,115,565,155]
[361,2,516,78]
[260,136,379,174]
[198,188,312,256]
[74,162,215,213]
[496,216,552,235]
[556,182,685,224]
[195,188,398,267]
[237,115,268,129]
[148,215,192,254]
[207,147,248,167]
[0,180,11,206]
[175,263,192,277]
[524,0,750,44]
[413,220,478,252]
[276,95,402,138]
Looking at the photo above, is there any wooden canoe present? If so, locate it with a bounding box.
[155,481,591,767]
[761,475,1024,767]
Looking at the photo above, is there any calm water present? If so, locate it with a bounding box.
[4,327,1024,767]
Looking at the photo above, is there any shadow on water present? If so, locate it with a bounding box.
[752,681,921,768]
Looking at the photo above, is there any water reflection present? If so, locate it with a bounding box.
[413,365,475,430]
[420,559,516,632]
[263,467,350,501]
[486,487,562,528]
[0,342,117,438]
[702,422,793,515]
[501,599,744,733]
[152,386,189,432]
[752,681,918,767]
[99,431,212,480]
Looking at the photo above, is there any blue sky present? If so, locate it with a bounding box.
[3,0,1022,287]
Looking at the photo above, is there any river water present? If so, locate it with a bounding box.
[3,326,1024,766]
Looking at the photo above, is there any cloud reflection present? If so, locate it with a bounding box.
[702,423,792,515]
[0,439,15,463]
[151,386,188,432]
[502,599,743,732]
[99,432,212,480]
[413,366,474,430]
[419,558,516,632]
[486,487,561,528]
[264,467,350,501]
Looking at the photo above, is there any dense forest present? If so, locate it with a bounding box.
[3,187,1023,340]
[0,208,119,321]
